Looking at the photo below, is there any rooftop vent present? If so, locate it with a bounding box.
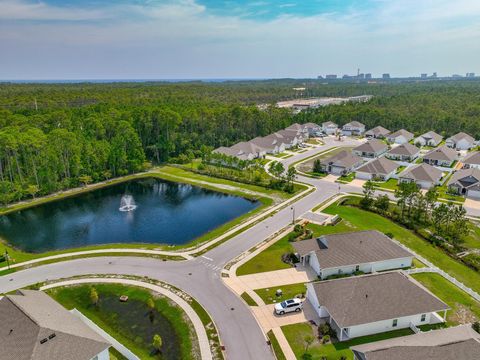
[40,338,48,344]
[48,333,56,340]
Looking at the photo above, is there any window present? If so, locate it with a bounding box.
[421,314,426,322]
[392,319,398,327]
[355,265,360,272]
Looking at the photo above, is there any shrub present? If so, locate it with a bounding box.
[384,232,394,239]
[322,335,330,344]
[281,252,299,264]
[473,322,480,333]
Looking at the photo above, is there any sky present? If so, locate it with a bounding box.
[1,0,480,80]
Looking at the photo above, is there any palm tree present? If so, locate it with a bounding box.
[152,334,163,354]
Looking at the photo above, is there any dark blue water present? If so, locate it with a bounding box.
[0,178,259,253]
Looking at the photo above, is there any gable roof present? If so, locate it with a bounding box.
[351,325,480,360]
[448,168,480,188]
[0,290,110,360]
[320,150,363,168]
[365,126,391,137]
[447,132,475,144]
[387,143,420,156]
[418,131,443,144]
[309,272,449,328]
[302,122,320,129]
[292,230,412,269]
[353,139,388,154]
[424,145,457,162]
[399,163,443,183]
[343,121,365,128]
[322,121,337,127]
[462,151,480,165]
[356,157,400,175]
[388,129,414,141]
[250,135,283,149]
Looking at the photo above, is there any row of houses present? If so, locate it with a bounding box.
[213,123,321,160]
[292,230,453,342]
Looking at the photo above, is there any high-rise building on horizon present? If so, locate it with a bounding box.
[382,73,390,79]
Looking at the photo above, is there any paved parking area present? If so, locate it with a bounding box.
[252,301,320,331]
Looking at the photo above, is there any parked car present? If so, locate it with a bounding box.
[274,298,303,315]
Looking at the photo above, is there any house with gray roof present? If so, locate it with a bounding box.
[306,272,449,341]
[213,141,265,161]
[0,290,110,360]
[301,122,322,136]
[365,126,390,139]
[386,129,414,145]
[446,132,476,150]
[322,121,338,135]
[385,143,420,162]
[342,121,366,136]
[423,145,457,167]
[250,135,286,154]
[293,230,413,279]
[273,129,303,148]
[353,139,388,158]
[319,150,364,175]
[352,324,480,360]
[398,163,443,189]
[462,151,480,169]
[414,131,443,147]
[448,167,480,199]
[356,157,400,181]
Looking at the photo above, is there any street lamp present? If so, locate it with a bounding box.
[291,206,295,225]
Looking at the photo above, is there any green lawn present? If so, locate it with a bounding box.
[323,202,480,294]
[254,283,307,304]
[282,322,413,360]
[372,178,398,191]
[267,330,287,360]
[236,221,356,276]
[436,185,466,203]
[464,222,480,249]
[336,172,355,184]
[411,272,480,325]
[240,292,258,306]
[47,284,197,359]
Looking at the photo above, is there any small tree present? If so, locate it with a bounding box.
[26,184,39,199]
[360,180,375,209]
[79,175,93,187]
[374,194,390,214]
[90,287,99,307]
[312,159,323,174]
[152,334,163,353]
[147,297,155,312]
[304,335,314,353]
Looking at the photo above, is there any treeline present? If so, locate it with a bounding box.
[2,80,480,204]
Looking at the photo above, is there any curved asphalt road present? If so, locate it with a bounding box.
[2,137,477,359]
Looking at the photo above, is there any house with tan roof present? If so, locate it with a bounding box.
[448,167,480,198]
[0,290,111,360]
[353,139,388,158]
[398,163,443,189]
[319,150,364,175]
[423,145,457,167]
[322,121,338,135]
[365,126,390,139]
[306,272,449,341]
[356,157,400,181]
[462,151,480,169]
[385,143,420,162]
[386,129,414,145]
[292,230,413,279]
[342,121,366,136]
[446,132,476,150]
[352,324,480,360]
[414,131,443,147]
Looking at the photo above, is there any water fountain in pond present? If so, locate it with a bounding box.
[119,195,137,212]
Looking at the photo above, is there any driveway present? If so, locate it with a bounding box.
[252,301,320,332]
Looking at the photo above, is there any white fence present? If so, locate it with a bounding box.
[70,308,140,360]
[394,240,480,302]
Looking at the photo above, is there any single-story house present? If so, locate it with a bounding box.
[423,145,457,167]
[322,121,338,135]
[213,141,265,160]
[342,121,366,136]
[352,324,480,360]
[250,135,286,154]
[398,163,444,189]
[385,143,421,162]
[386,129,414,144]
[353,139,388,158]
[306,272,449,341]
[356,157,400,181]
[293,230,413,279]
[448,168,480,198]
[365,126,390,139]
[0,290,111,360]
[320,150,364,175]
[462,151,480,169]
[414,131,443,147]
[446,132,476,150]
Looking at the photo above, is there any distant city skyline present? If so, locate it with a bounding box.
[1,0,480,80]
